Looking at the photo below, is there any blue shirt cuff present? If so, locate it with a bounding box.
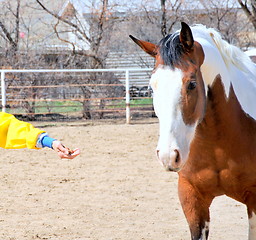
[36,133,56,149]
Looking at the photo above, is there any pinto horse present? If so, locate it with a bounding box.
[130,22,256,240]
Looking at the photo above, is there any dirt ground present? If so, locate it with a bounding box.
[0,118,248,240]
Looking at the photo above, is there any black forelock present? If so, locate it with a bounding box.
[159,32,186,69]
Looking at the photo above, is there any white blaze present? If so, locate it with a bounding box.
[150,66,197,170]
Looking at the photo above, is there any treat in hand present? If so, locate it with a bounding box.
[52,141,80,159]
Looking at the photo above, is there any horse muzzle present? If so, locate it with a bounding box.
[156,148,183,172]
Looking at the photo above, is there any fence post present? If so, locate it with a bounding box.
[1,71,6,112]
[125,69,130,124]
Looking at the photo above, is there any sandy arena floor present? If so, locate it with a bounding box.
[0,118,248,240]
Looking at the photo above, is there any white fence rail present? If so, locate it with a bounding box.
[0,68,153,123]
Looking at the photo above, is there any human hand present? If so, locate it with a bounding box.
[52,140,80,159]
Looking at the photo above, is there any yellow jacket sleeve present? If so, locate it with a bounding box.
[0,112,45,149]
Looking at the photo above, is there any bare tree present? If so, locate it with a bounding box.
[193,0,240,45]
[35,0,122,119]
[141,0,182,37]
[160,0,167,36]
[162,0,182,36]
[0,0,47,117]
[238,0,256,30]
[35,0,112,69]
[0,0,21,57]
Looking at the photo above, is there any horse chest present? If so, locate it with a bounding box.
[216,169,240,193]
[185,164,256,199]
[189,168,226,196]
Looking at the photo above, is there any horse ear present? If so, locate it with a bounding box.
[179,22,194,51]
[129,35,157,58]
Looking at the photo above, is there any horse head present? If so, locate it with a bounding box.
[130,22,206,172]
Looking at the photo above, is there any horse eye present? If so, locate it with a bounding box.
[187,80,197,90]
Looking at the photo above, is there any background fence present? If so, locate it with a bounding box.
[0,68,154,123]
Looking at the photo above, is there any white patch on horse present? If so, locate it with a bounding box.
[150,66,197,170]
[196,37,231,96]
[201,221,209,240]
[249,212,256,240]
[193,221,209,240]
[150,66,182,119]
[190,25,256,120]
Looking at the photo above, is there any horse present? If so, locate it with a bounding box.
[130,22,256,240]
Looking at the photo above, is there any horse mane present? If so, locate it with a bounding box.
[158,24,256,119]
[158,32,186,69]
[190,24,256,120]
[190,24,256,76]
[159,24,256,76]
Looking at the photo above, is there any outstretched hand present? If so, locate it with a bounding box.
[52,140,80,159]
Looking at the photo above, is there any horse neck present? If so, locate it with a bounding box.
[198,36,256,98]
[197,75,256,142]
[199,38,256,122]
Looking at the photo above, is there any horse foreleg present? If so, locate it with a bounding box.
[178,176,213,240]
[246,194,256,240]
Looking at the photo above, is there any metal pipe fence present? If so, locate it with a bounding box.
[0,68,153,123]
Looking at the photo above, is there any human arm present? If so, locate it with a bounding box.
[0,112,80,159]
[37,132,80,159]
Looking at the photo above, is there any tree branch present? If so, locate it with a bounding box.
[0,20,16,48]
[238,0,252,16]
[160,0,167,37]
[35,0,91,43]
[93,0,108,51]
[237,0,256,29]
[54,20,76,53]
[15,0,20,45]
[54,20,102,66]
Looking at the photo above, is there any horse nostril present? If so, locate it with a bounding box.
[174,149,180,163]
